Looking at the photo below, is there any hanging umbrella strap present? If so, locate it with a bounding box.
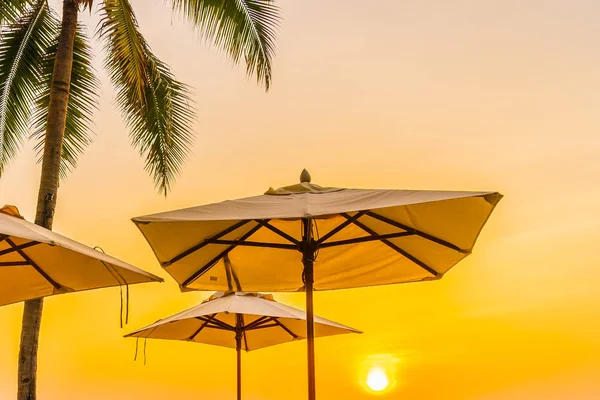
[133,337,147,365]
[94,246,130,328]
[134,337,139,361]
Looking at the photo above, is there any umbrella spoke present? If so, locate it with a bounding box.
[316,211,368,244]
[206,239,297,250]
[0,261,30,266]
[243,316,298,339]
[196,315,235,331]
[243,315,271,330]
[224,254,234,291]
[243,316,279,331]
[230,262,243,292]
[240,315,249,351]
[182,222,264,288]
[203,324,232,331]
[273,318,299,339]
[5,238,63,290]
[187,313,218,341]
[164,220,252,266]
[365,211,468,253]
[0,240,40,256]
[318,232,414,248]
[343,215,440,277]
[247,323,279,330]
[255,219,301,246]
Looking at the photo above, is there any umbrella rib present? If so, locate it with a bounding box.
[0,240,40,256]
[164,220,252,266]
[224,255,234,291]
[206,239,297,250]
[182,223,264,288]
[0,261,30,266]
[342,215,440,277]
[247,323,279,330]
[273,318,298,339]
[243,315,271,330]
[255,219,301,246]
[231,267,242,292]
[224,254,242,291]
[241,315,249,351]
[244,317,279,331]
[318,232,413,248]
[188,313,218,341]
[365,211,467,253]
[5,238,63,290]
[316,211,368,244]
[203,324,232,331]
[196,315,235,331]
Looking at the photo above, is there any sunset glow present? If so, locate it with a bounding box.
[1,0,599,399]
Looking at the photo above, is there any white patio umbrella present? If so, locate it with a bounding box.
[125,291,359,400]
[0,205,162,307]
[132,170,502,399]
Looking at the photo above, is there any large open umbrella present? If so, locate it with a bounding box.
[125,291,359,400]
[132,170,502,399]
[0,205,162,306]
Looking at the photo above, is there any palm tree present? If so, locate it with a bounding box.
[0,1,279,399]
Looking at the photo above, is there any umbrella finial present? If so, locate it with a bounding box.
[300,169,311,183]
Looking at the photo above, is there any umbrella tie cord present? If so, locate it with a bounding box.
[134,337,139,361]
[116,283,129,329]
[133,338,147,365]
[125,284,130,325]
[94,246,130,328]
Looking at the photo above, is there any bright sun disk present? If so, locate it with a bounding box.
[366,367,389,392]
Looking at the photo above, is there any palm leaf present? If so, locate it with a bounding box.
[0,0,57,174]
[99,0,195,195]
[0,0,29,25]
[171,0,280,90]
[31,22,100,178]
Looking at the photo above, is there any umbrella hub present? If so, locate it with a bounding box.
[264,170,343,195]
[300,169,311,183]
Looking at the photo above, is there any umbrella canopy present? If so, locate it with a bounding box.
[132,170,502,400]
[133,173,502,293]
[0,205,162,306]
[125,291,359,400]
[125,291,360,350]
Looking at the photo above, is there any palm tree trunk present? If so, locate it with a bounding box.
[17,1,79,399]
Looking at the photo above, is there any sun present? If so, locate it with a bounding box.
[366,367,389,392]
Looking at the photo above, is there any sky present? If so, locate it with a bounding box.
[1,0,600,398]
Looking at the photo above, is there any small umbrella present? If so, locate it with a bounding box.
[125,291,360,400]
[132,170,502,399]
[0,205,162,307]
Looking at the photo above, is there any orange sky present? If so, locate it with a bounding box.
[1,0,600,398]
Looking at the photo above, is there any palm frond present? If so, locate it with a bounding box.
[99,0,195,195]
[31,22,100,178]
[0,0,29,25]
[0,0,57,174]
[171,0,280,90]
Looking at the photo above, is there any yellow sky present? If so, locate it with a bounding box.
[1,0,600,398]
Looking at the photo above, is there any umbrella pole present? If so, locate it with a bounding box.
[302,218,317,400]
[236,315,243,400]
[305,259,316,400]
